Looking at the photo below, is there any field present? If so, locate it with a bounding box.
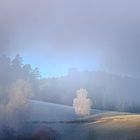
[21,100,140,140]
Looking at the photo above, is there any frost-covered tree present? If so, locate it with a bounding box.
[73,88,92,117]
[7,79,33,111]
[6,79,33,129]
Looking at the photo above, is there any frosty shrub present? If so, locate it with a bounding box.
[73,88,92,117]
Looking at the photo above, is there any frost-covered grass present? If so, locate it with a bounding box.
[28,100,104,122]
[25,100,140,140]
[86,114,140,140]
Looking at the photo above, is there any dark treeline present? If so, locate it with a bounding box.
[0,55,140,113]
[38,70,140,113]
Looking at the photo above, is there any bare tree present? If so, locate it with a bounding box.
[73,88,92,117]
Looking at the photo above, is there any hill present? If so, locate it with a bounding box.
[38,71,140,113]
[28,100,105,122]
[25,100,140,140]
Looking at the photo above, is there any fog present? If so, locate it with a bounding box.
[0,0,140,138]
[0,0,140,77]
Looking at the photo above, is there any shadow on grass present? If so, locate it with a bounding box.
[0,126,60,140]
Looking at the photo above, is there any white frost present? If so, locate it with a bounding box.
[73,88,92,117]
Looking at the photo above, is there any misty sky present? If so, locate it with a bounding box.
[0,0,140,77]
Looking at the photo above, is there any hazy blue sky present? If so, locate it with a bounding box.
[0,0,140,77]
